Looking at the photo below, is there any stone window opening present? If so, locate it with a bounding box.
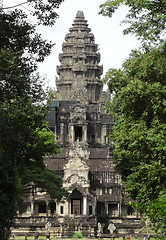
[89,206,92,215]
[127,206,133,216]
[60,206,64,214]
[74,126,82,141]
[96,202,106,215]
[71,199,81,215]
[49,202,56,214]
[70,189,83,215]
[38,202,46,213]
[108,203,118,217]
[92,135,95,143]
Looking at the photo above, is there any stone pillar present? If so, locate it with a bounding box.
[82,125,87,142]
[106,203,108,215]
[101,125,107,144]
[119,200,123,217]
[83,196,87,215]
[46,201,49,217]
[92,205,95,215]
[31,201,34,215]
[56,202,60,215]
[69,125,74,142]
[55,125,57,137]
[64,201,68,215]
[118,203,120,217]
[60,123,64,142]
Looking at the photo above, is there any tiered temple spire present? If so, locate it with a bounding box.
[56,11,103,103]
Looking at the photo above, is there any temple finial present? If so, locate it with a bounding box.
[76,11,84,18]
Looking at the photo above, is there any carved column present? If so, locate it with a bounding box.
[83,196,87,215]
[56,202,60,215]
[68,124,74,142]
[106,203,109,215]
[60,123,64,142]
[82,125,87,142]
[46,200,49,217]
[101,125,107,144]
[30,201,34,216]
[118,202,122,217]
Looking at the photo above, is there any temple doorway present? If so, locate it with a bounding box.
[74,126,82,141]
[70,189,83,215]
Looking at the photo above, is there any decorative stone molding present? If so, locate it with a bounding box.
[63,142,90,189]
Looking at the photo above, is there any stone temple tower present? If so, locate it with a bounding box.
[56,11,103,103]
[13,11,144,238]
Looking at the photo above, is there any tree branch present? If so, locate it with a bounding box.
[2,1,29,10]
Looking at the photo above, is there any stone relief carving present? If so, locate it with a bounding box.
[63,142,90,188]
[70,105,87,120]
[108,223,116,234]
[68,141,90,160]
[70,88,89,104]
[65,174,88,185]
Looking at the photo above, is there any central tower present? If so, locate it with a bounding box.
[56,11,103,103]
[13,11,143,238]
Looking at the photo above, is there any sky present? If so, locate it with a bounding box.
[4,0,141,89]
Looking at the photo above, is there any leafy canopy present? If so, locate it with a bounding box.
[2,0,64,26]
[100,0,166,236]
[0,1,68,239]
[104,44,166,238]
[99,0,166,42]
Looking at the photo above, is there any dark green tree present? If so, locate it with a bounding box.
[99,0,166,43]
[99,0,166,237]
[2,0,64,26]
[0,1,68,239]
[104,44,166,238]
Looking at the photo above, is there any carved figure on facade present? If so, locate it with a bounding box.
[108,223,116,234]
[70,88,89,104]
[68,141,90,160]
[45,221,51,235]
[97,222,102,237]
[65,174,88,185]
[70,105,87,121]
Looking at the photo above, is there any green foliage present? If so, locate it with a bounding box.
[99,0,166,43]
[73,231,83,239]
[105,44,166,237]
[2,0,64,26]
[0,2,67,239]
[101,0,166,236]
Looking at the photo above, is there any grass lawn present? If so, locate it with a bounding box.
[9,238,155,240]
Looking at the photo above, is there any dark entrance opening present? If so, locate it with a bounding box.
[108,203,118,216]
[127,206,133,215]
[96,202,106,215]
[71,199,81,215]
[38,202,46,213]
[70,189,83,215]
[49,202,56,214]
[75,126,82,141]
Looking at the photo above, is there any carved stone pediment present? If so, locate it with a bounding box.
[65,174,88,185]
[64,157,89,171]
[68,141,90,160]
[70,88,89,104]
[63,142,90,188]
[70,104,87,121]
[68,184,87,195]
[73,117,85,124]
